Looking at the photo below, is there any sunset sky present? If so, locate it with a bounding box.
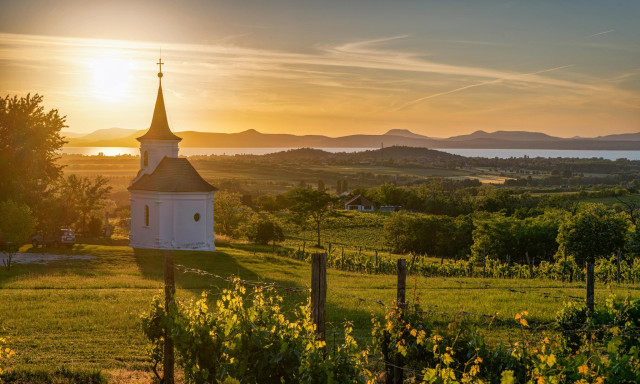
[0,0,638,138]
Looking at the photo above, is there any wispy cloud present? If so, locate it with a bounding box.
[393,65,575,111]
[0,32,637,135]
[588,29,614,38]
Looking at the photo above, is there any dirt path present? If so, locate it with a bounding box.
[7,252,96,265]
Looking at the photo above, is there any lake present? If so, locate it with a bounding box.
[61,147,640,161]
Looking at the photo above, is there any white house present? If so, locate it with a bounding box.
[344,194,375,212]
[128,61,217,251]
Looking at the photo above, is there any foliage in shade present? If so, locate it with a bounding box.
[214,191,254,238]
[0,94,66,206]
[0,200,34,270]
[54,174,112,233]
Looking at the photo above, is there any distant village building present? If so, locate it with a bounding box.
[344,194,374,211]
[128,60,217,251]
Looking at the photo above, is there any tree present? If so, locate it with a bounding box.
[246,215,285,251]
[471,212,518,262]
[557,204,629,265]
[0,94,66,207]
[287,187,338,247]
[214,191,254,238]
[57,174,112,233]
[0,200,35,270]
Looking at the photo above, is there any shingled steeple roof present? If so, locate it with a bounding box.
[137,58,182,142]
[128,157,217,192]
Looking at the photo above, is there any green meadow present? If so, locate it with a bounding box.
[1,242,639,381]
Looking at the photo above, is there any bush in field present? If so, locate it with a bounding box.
[471,211,561,265]
[141,280,368,384]
[557,203,629,264]
[246,215,285,246]
[384,212,472,258]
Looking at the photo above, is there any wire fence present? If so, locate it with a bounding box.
[174,262,640,337]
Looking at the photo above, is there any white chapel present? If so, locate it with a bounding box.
[128,60,217,251]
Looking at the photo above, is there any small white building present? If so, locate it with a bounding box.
[128,62,217,251]
[344,194,375,212]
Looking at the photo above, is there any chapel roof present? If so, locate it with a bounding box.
[128,157,217,192]
[345,194,373,206]
[137,61,182,142]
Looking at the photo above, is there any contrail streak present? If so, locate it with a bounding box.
[588,29,614,38]
[393,64,574,111]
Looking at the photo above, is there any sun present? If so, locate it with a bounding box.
[88,57,133,102]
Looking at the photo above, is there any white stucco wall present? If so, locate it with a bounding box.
[129,191,216,251]
[139,140,180,175]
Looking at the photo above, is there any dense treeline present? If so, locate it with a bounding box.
[242,180,640,268]
[0,94,112,245]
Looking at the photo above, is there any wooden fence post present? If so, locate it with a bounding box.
[616,250,622,284]
[375,250,379,274]
[397,258,407,307]
[383,330,393,384]
[311,253,327,344]
[163,249,175,384]
[394,259,407,384]
[482,246,487,278]
[524,252,531,278]
[586,262,595,312]
[328,242,332,255]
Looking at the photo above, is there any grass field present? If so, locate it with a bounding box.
[1,242,639,381]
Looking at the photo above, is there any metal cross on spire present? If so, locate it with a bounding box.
[157,52,164,79]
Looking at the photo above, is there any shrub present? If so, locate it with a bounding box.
[141,280,368,384]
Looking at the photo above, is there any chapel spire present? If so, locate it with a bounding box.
[137,57,182,142]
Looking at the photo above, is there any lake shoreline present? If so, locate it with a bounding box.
[60,146,640,161]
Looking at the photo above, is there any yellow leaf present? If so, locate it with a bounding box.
[547,354,556,367]
[443,353,454,365]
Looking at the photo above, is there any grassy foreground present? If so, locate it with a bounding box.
[1,242,639,382]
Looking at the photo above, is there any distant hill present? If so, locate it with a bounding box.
[60,131,86,139]
[384,129,431,139]
[448,130,558,142]
[595,133,640,141]
[64,127,640,150]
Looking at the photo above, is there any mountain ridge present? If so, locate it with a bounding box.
[63,128,640,150]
